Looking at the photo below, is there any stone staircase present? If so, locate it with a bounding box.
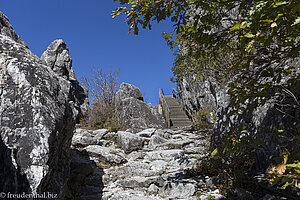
[159,88,192,128]
[164,96,192,128]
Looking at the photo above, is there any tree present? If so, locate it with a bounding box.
[80,68,122,131]
[112,0,300,194]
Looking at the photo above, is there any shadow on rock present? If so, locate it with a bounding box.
[66,149,104,200]
[0,135,32,195]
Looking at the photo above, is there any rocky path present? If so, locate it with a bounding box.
[68,128,225,200]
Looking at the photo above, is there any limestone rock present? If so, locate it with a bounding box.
[213,60,300,171]
[83,145,127,165]
[0,12,27,47]
[72,128,108,147]
[41,39,76,81]
[137,128,156,138]
[118,131,144,154]
[74,127,223,199]
[160,182,196,198]
[0,11,87,198]
[145,150,184,161]
[115,83,165,132]
[115,82,144,101]
[177,76,218,120]
[40,39,89,119]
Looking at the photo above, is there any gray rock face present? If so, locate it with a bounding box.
[41,39,76,81]
[0,11,87,198]
[41,39,89,119]
[0,12,27,47]
[177,76,218,119]
[115,83,165,132]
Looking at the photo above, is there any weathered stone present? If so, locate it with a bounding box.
[115,82,144,102]
[83,145,127,165]
[150,160,168,172]
[117,176,163,189]
[148,184,159,195]
[177,76,218,120]
[145,150,184,161]
[137,128,156,137]
[160,182,196,198]
[118,131,144,154]
[148,135,167,149]
[71,128,214,199]
[0,12,87,197]
[72,129,108,147]
[199,193,226,200]
[0,12,27,47]
[115,83,165,132]
[127,151,144,161]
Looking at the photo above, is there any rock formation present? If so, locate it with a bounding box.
[115,83,166,132]
[177,76,218,120]
[69,127,225,200]
[0,11,88,198]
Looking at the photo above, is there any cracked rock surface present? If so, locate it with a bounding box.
[0,11,88,198]
[69,127,226,200]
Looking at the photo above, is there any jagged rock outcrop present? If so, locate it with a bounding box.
[41,39,89,121]
[177,76,218,120]
[0,12,27,47]
[0,11,88,198]
[69,127,225,200]
[115,83,165,132]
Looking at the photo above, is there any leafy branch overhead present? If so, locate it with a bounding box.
[112,0,299,68]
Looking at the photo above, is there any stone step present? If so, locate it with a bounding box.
[170,113,189,118]
[163,96,192,128]
[171,120,192,126]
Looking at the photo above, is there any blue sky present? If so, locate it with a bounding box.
[1,0,176,105]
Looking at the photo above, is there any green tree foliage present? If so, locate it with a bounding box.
[112,0,300,194]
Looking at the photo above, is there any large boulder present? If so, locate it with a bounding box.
[0,12,88,198]
[115,83,165,132]
[115,82,144,102]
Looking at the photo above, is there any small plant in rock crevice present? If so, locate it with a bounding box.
[192,107,214,131]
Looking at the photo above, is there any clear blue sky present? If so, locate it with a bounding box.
[1,0,176,105]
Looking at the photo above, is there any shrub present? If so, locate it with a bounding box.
[192,107,214,130]
[79,68,123,132]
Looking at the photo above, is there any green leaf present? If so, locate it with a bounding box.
[240,21,249,29]
[260,19,273,23]
[231,22,241,31]
[243,33,255,38]
[275,13,283,21]
[274,1,289,7]
[211,148,218,158]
